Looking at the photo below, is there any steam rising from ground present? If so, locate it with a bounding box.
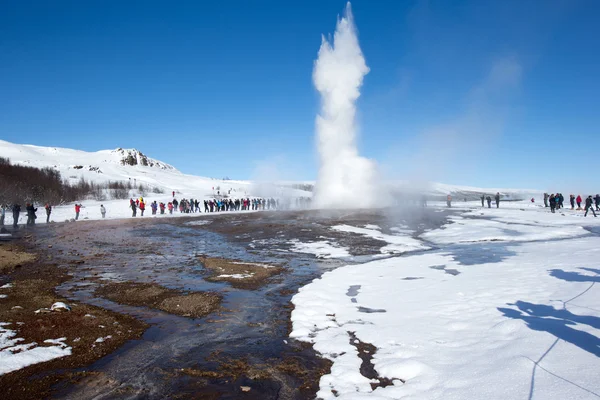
[313,3,383,209]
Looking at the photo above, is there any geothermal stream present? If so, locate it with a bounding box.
[26,208,452,399]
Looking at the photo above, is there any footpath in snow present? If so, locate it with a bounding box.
[290,202,600,399]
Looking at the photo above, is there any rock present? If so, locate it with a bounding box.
[240,386,251,392]
[50,302,71,312]
[48,245,53,248]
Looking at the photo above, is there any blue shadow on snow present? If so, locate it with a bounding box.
[497,300,600,357]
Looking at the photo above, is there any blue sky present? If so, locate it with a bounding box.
[1,0,598,191]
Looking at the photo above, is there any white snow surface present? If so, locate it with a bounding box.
[290,240,351,259]
[217,274,253,279]
[332,224,428,254]
[0,323,72,375]
[291,203,600,399]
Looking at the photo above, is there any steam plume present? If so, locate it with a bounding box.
[313,2,381,209]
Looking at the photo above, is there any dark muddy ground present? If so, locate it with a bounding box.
[0,207,451,399]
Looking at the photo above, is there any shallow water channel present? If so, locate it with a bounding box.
[37,208,451,399]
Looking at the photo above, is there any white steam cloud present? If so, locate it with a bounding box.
[313,2,382,209]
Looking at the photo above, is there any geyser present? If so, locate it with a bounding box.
[313,2,380,209]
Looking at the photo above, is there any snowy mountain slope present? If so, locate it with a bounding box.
[0,140,308,199]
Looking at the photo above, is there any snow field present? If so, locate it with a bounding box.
[290,204,600,399]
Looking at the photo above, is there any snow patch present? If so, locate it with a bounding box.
[289,240,351,259]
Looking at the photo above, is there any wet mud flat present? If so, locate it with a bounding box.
[0,207,451,399]
[0,242,147,400]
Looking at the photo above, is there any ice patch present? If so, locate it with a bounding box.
[0,283,13,289]
[184,220,211,226]
[364,224,381,230]
[289,240,351,259]
[217,274,253,279]
[332,224,428,254]
[231,262,275,268]
[0,295,6,299]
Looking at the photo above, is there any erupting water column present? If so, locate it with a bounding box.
[313,2,380,209]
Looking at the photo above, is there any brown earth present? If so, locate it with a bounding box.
[197,255,284,290]
[0,243,37,273]
[95,281,222,318]
[0,245,148,400]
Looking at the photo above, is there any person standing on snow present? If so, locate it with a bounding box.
[486,196,492,208]
[74,204,82,220]
[576,195,582,210]
[481,195,485,207]
[151,201,158,215]
[100,204,106,218]
[584,196,597,217]
[26,203,37,225]
[172,191,175,198]
[569,194,575,210]
[12,203,21,227]
[446,195,452,208]
[173,199,179,212]
[549,194,556,213]
[494,193,500,208]
[595,194,600,211]
[543,193,549,207]
[558,193,564,209]
[45,203,52,223]
[139,200,146,216]
[0,205,6,226]
[130,200,137,217]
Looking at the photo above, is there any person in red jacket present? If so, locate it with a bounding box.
[75,204,81,220]
[167,202,173,214]
[139,201,146,216]
[576,195,582,210]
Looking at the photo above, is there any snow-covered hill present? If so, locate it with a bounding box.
[0,140,308,200]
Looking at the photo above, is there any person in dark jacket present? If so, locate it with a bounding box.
[569,195,575,210]
[26,203,37,225]
[486,196,492,208]
[45,203,52,223]
[595,194,600,211]
[584,196,597,217]
[173,199,179,212]
[481,195,485,207]
[130,200,137,217]
[494,193,500,208]
[12,203,21,227]
[549,194,556,213]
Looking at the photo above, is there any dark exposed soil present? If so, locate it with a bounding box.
[95,281,222,318]
[0,245,147,400]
